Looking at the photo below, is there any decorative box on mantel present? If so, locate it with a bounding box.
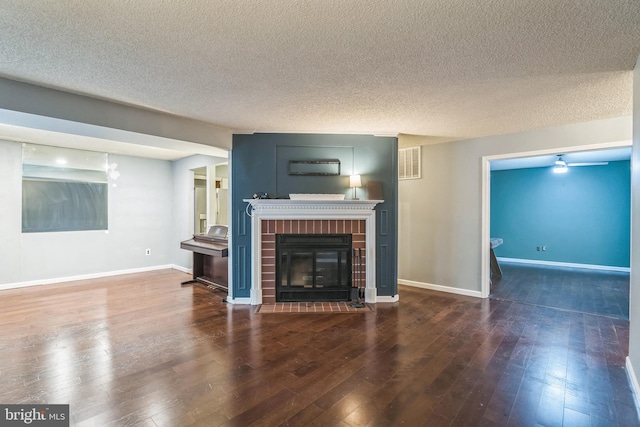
[243,199,383,305]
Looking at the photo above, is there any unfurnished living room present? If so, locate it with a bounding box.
[1,2,640,426]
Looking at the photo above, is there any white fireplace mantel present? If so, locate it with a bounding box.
[243,199,383,305]
[244,199,383,218]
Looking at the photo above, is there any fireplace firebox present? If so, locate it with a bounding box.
[276,234,352,302]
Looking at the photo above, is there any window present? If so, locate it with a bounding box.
[22,144,109,233]
[398,146,421,180]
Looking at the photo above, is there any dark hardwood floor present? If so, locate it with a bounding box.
[0,269,638,426]
[491,262,630,320]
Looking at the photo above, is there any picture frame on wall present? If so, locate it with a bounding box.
[287,159,341,176]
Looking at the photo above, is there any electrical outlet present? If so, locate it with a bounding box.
[145,248,151,256]
[536,246,540,251]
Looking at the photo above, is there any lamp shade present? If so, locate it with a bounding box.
[349,174,362,188]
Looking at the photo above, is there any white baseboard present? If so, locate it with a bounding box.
[0,265,175,291]
[627,357,640,419]
[497,257,630,273]
[376,294,399,303]
[227,297,252,305]
[398,279,483,298]
[171,264,192,274]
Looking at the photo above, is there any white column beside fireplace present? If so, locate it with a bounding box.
[244,199,383,305]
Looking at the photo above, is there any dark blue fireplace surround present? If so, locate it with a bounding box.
[230,133,398,302]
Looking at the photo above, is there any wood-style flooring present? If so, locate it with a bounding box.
[491,262,630,320]
[0,269,638,426]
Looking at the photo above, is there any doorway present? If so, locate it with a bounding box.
[482,144,631,319]
[191,163,230,236]
[193,167,207,235]
[211,163,229,227]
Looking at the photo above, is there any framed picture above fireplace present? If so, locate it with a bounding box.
[287,159,341,176]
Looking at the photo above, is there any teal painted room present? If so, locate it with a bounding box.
[491,160,631,269]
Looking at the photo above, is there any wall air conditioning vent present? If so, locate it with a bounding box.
[398,146,421,180]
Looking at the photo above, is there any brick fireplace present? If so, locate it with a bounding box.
[263,219,365,303]
[244,199,382,305]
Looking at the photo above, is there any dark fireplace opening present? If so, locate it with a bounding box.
[276,234,352,302]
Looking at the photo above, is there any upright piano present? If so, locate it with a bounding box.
[180,225,229,291]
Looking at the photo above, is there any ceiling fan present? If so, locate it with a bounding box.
[552,154,608,174]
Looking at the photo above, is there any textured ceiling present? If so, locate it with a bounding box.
[0,0,639,141]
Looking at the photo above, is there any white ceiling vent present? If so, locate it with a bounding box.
[399,146,421,180]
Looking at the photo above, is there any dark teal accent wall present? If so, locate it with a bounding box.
[231,133,398,299]
[490,161,630,267]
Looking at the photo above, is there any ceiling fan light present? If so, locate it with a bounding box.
[553,165,568,174]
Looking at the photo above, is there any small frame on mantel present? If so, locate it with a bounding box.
[288,159,341,176]
[366,181,383,200]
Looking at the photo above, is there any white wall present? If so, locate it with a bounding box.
[629,55,640,404]
[0,139,211,286]
[20,150,174,278]
[0,140,174,284]
[398,116,632,293]
[0,140,23,284]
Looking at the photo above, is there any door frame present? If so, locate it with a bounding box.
[480,140,631,298]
